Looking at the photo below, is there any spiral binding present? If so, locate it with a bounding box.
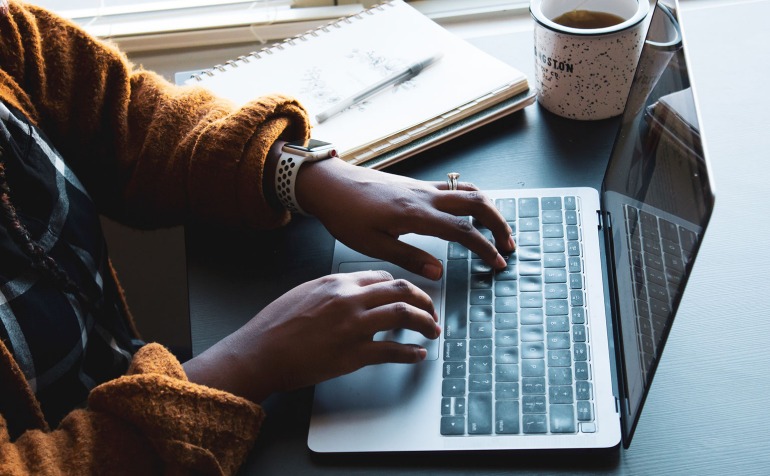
[189,1,394,82]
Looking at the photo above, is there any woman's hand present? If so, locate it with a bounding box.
[295,158,515,280]
[183,270,440,403]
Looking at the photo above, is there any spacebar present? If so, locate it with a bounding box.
[444,259,468,339]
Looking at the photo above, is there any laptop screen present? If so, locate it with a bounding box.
[600,1,714,446]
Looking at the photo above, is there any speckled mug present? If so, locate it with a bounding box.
[531,0,650,120]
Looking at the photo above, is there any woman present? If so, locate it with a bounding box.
[0,1,514,473]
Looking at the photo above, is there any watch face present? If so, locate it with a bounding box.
[284,138,333,153]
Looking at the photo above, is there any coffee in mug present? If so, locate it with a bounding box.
[530,0,651,120]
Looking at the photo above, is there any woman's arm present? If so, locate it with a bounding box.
[0,0,309,230]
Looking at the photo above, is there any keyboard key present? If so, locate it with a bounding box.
[544,253,567,268]
[443,361,466,378]
[521,325,544,342]
[550,404,576,433]
[522,377,546,394]
[518,246,542,261]
[576,381,592,400]
[520,292,544,308]
[495,264,517,280]
[543,224,564,238]
[470,273,493,289]
[441,416,465,435]
[543,238,565,253]
[520,308,543,325]
[470,322,493,339]
[469,356,492,374]
[442,378,466,397]
[445,259,469,339]
[521,342,544,359]
[518,198,539,217]
[496,198,516,221]
[517,232,541,246]
[468,393,493,434]
[469,339,493,356]
[495,329,518,347]
[448,242,470,260]
[520,217,540,232]
[495,296,518,313]
[495,281,517,296]
[442,398,452,415]
[494,313,518,329]
[547,349,572,367]
[577,401,594,421]
[470,289,493,305]
[549,385,574,404]
[496,382,519,400]
[545,283,568,299]
[469,374,493,392]
[566,225,579,241]
[495,346,518,364]
[564,196,576,210]
[575,361,590,380]
[545,299,568,316]
[455,397,466,415]
[542,210,563,224]
[444,340,467,361]
[541,197,562,210]
[547,332,570,349]
[469,305,493,322]
[548,367,573,385]
[565,210,578,225]
[568,256,582,272]
[546,315,570,332]
[496,364,519,382]
[522,359,545,377]
[522,395,546,413]
[522,414,548,434]
[495,400,520,434]
[471,259,493,274]
[544,268,567,283]
[569,273,583,289]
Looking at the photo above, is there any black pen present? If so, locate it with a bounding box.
[315,53,442,124]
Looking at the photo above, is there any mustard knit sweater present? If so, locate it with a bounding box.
[0,1,311,474]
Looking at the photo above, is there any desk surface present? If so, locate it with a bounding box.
[186,1,770,474]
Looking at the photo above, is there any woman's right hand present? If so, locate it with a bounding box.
[182,270,441,403]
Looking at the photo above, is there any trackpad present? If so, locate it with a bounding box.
[337,261,442,360]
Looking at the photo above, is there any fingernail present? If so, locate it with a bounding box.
[508,235,516,251]
[422,262,443,280]
[495,254,507,269]
[417,347,428,360]
[435,323,442,337]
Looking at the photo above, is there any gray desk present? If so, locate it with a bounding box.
[186,1,770,474]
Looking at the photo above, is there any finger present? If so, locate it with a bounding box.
[361,341,428,365]
[363,301,441,339]
[433,190,516,254]
[360,278,437,319]
[431,180,479,192]
[392,207,507,271]
[340,269,395,287]
[358,233,446,281]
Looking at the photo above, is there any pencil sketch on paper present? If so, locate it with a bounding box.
[298,49,418,113]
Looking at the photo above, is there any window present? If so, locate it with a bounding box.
[28,0,529,52]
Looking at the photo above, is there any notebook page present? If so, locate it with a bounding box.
[184,0,527,160]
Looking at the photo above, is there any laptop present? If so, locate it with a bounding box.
[309,0,714,452]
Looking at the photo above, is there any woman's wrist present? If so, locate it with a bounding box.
[262,139,287,211]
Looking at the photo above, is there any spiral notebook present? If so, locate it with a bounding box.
[182,0,533,169]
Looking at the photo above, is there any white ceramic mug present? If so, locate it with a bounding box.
[531,0,650,120]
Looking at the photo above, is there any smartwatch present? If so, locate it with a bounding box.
[274,139,337,215]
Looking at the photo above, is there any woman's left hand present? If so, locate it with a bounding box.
[295,158,515,281]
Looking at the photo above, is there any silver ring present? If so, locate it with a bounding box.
[447,172,460,191]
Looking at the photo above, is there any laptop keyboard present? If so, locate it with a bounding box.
[440,196,596,436]
[624,204,695,380]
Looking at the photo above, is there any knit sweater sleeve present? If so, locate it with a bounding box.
[0,344,264,475]
[0,0,311,229]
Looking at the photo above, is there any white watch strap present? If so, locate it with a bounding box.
[275,152,310,215]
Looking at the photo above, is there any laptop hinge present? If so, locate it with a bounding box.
[596,210,604,230]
